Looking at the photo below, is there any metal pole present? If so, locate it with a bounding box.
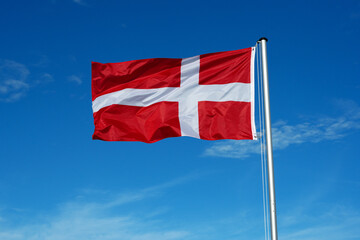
[259,37,278,240]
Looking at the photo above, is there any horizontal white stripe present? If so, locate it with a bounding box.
[92,82,252,113]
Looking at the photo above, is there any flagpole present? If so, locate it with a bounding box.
[258,37,278,240]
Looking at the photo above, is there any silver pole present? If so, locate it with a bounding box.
[259,37,278,240]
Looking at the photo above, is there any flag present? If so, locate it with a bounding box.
[92,47,256,143]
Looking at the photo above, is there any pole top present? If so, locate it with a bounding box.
[258,37,268,42]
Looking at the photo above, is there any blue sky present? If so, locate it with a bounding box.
[1,0,360,239]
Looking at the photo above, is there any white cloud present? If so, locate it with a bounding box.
[0,170,274,240]
[68,75,82,85]
[280,205,360,240]
[0,60,30,102]
[0,60,55,102]
[0,209,190,240]
[204,100,360,158]
[36,73,54,84]
[2,173,357,240]
[0,177,195,240]
[204,140,261,159]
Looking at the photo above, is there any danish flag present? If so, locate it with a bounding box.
[92,47,256,143]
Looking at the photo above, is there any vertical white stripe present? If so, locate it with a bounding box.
[179,56,200,138]
[251,47,257,140]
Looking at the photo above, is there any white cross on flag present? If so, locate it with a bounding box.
[92,47,256,143]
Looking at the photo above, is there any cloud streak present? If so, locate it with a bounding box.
[0,172,269,240]
[68,75,82,85]
[1,172,357,240]
[280,205,360,240]
[37,73,54,84]
[204,100,360,158]
[0,59,55,102]
[0,176,196,240]
[0,60,30,102]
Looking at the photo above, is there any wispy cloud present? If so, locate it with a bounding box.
[0,60,30,102]
[0,208,190,240]
[36,73,54,84]
[204,100,360,158]
[68,75,82,85]
[0,176,196,240]
[0,60,56,102]
[280,205,360,240]
[0,175,268,240]
[204,140,261,159]
[1,174,357,240]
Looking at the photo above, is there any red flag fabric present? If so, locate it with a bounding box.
[92,47,256,143]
